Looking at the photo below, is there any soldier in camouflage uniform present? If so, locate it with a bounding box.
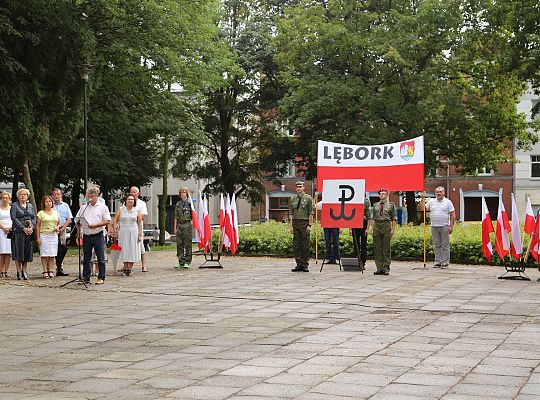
[368,188,397,275]
[174,187,192,269]
[290,181,313,272]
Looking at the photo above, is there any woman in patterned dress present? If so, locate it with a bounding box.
[10,188,36,280]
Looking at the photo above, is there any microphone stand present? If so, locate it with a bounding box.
[61,203,89,288]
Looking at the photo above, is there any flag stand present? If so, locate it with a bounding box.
[413,192,429,270]
[199,228,223,269]
[498,259,530,281]
[498,209,536,281]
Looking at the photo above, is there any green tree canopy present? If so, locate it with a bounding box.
[274,0,538,179]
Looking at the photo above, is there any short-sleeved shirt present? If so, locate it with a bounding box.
[370,201,397,222]
[134,198,148,217]
[290,193,313,220]
[53,200,73,227]
[175,200,191,223]
[76,201,111,235]
[426,197,455,227]
[37,210,59,233]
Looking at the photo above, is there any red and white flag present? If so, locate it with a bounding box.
[202,194,211,252]
[219,194,230,250]
[531,211,540,262]
[321,179,366,228]
[196,192,211,251]
[481,196,494,262]
[188,192,202,241]
[317,136,424,192]
[494,191,511,260]
[231,193,239,246]
[196,191,204,249]
[510,193,522,259]
[225,194,237,254]
[525,195,536,236]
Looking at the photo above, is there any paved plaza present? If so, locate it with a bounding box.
[1,251,540,399]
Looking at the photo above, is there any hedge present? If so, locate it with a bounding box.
[219,221,539,266]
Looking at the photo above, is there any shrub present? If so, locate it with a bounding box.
[229,221,538,266]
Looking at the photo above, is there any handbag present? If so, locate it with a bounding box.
[6,231,13,239]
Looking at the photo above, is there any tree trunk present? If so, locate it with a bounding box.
[11,170,20,200]
[405,191,419,225]
[21,147,37,209]
[158,132,169,246]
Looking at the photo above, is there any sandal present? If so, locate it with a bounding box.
[47,271,54,278]
[42,271,50,279]
[141,267,148,273]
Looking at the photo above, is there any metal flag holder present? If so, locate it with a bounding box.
[199,227,223,269]
[498,211,539,281]
[498,260,530,281]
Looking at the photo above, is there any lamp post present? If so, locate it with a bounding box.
[79,64,92,192]
[440,158,451,195]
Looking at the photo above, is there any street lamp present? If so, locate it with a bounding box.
[440,157,451,195]
[79,64,92,192]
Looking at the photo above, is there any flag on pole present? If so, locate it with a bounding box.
[481,196,494,262]
[220,194,230,250]
[510,193,522,259]
[525,195,536,236]
[231,193,239,246]
[225,194,236,254]
[202,194,211,252]
[196,192,207,250]
[531,212,540,262]
[494,191,511,260]
[188,192,202,241]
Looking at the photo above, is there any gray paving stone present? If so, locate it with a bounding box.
[3,254,540,399]
[310,381,380,397]
[166,385,241,399]
[238,382,308,398]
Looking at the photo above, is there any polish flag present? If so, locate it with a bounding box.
[524,195,536,236]
[188,192,202,241]
[510,193,522,259]
[225,194,236,254]
[220,194,230,250]
[481,196,494,262]
[231,193,239,246]
[196,192,207,250]
[494,191,511,260]
[202,194,211,252]
[531,212,540,262]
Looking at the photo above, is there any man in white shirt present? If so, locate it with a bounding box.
[130,186,149,272]
[426,186,455,268]
[76,186,111,284]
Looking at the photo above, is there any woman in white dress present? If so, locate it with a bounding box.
[113,194,142,276]
[36,195,60,279]
[0,191,12,278]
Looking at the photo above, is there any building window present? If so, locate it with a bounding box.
[476,166,494,176]
[277,161,295,178]
[278,119,294,137]
[532,155,540,178]
[268,197,290,222]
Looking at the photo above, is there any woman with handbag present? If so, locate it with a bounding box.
[10,188,36,280]
[0,191,12,278]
